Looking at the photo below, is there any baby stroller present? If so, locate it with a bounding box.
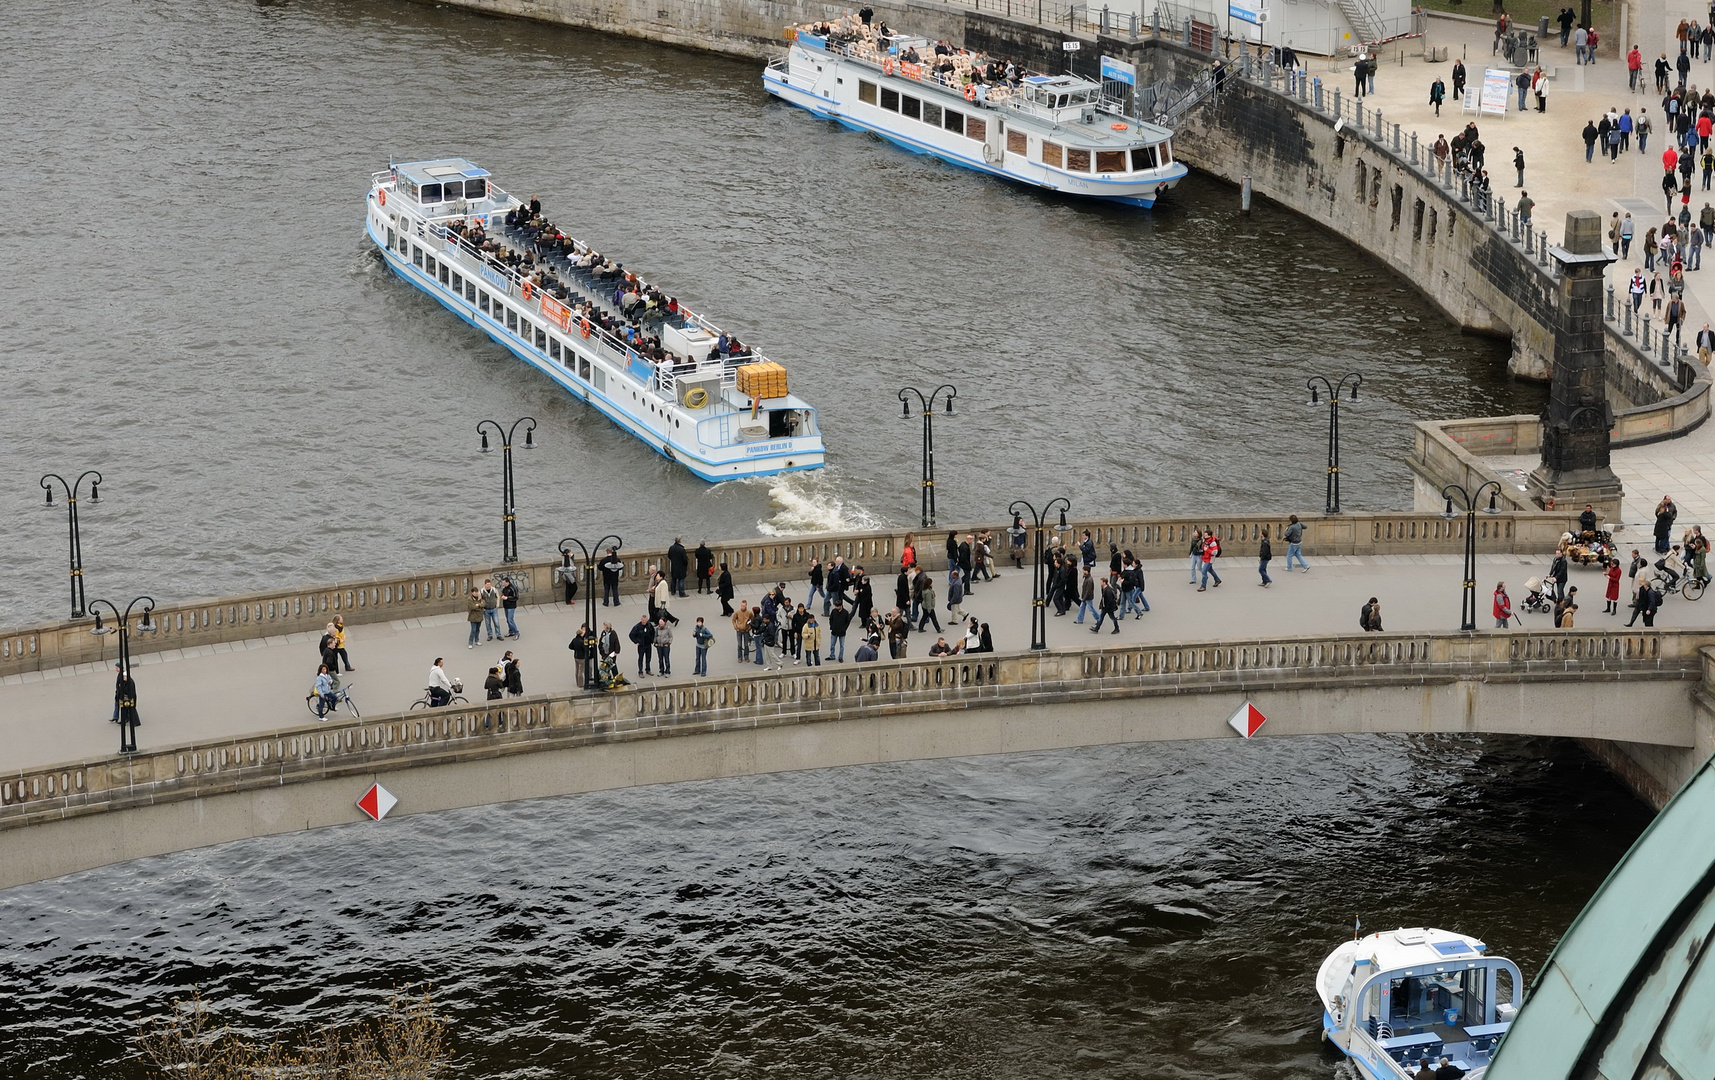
[1521,578,1553,614]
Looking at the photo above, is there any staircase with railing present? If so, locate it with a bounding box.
[1334,0,1387,46]
[1137,67,1222,127]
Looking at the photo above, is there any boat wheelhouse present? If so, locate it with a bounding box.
[1317,927,1523,1080]
[364,158,826,481]
[763,15,1188,207]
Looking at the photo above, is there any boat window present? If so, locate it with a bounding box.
[901,95,921,120]
[465,280,476,302]
[442,180,464,200]
[425,255,437,276]
[943,108,964,134]
[550,339,561,362]
[1007,129,1027,155]
[1041,141,1063,168]
[593,368,606,393]
[535,327,547,350]
[1160,140,1172,164]
[464,178,486,199]
[387,227,396,247]
[859,80,877,105]
[412,245,423,267]
[505,308,517,332]
[480,292,490,313]
[922,101,942,127]
[881,87,899,111]
[402,181,420,202]
[965,116,985,141]
[438,263,450,285]
[420,182,443,204]
[451,271,463,292]
[1131,145,1158,170]
[580,358,592,380]
[1066,148,1091,172]
[1097,150,1126,173]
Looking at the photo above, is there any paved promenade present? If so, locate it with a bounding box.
[6,550,1714,774]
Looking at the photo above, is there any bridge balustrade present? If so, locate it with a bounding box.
[2,628,1699,833]
[0,512,1580,679]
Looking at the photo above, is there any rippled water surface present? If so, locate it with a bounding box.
[0,737,1651,1079]
[0,4,1625,1078]
[0,0,1543,625]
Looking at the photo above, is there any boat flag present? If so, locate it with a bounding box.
[1354,917,1362,939]
[1226,700,1267,739]
[357,782,397,821]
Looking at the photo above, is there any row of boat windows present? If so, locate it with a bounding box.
[387,226,609,397]
[400,178,488,204]
[856,79,1161,174]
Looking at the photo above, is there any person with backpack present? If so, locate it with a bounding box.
[1090,576,1122,634]
[1284,514,1309,572]
[1360,597,1384,631]
[1197,531,1223,591]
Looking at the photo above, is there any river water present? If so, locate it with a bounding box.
[0,0,1543,627]
[0,2,1636,1077]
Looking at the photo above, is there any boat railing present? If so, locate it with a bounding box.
[429,226,750,407]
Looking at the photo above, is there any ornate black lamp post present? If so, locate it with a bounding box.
[559,534,622,689]
[1442,481,1502,632]
[89,595,156,753]
[477,418,538,563]
[1306,373,1362,514]
[1009,497,1071,651]
[40,470,102,619]
[898,384,956,529]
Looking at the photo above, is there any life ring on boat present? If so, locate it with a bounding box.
[963,83,977,101]
[521,281,534,301]
[378,188,387,206]
[579,317,591,338]
[1110,122,1129,131]
[883,58,894,74]
[684,387,709,409]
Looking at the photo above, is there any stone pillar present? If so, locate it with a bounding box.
[1529,212,1624,518]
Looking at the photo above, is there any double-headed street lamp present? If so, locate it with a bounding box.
[1009,497,1071,651]
[1442,481,1502,632]
[40,470,102,619]
[899,384,957,529]
[478,418,538,563]
[559,534,623,689]
[89,595,156,754]
[1306,373,1362,514]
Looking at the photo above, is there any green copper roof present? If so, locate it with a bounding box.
[1486,749,1715,1080]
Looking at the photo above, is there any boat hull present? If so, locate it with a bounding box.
[365,218,825,482]
[762,69,1188,208]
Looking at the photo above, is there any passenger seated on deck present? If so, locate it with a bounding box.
[1434,1058,1466,1080]
[935,39,951,55]
[903,46,920,63]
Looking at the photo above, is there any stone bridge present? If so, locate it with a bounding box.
[2,627,1711,892]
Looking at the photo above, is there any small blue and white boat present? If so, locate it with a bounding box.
[365,158,826,481]
[1317,927,1523,1080]
[764,14,1188,207]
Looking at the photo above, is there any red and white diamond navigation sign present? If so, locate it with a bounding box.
[357,782,397,821]
[1226,701,1268,739]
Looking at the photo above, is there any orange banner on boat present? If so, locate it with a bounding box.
[901,62,922,80]
[541,294,572,331]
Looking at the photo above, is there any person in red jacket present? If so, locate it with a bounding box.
[1604,560,1623,614]
[1493,582,1513,628]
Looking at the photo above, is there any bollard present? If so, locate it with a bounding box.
[1539,231,1549,265]
[1392,122,1401,152]
[1152,5,1159,36]
[1356,100,1364,129]
[1411,131,1419,165]
[1334,87,1341,116]
[1314,77,1323,110]
[1374,109,1383,140]
[1645,316,1653,349]
[1242,172,1252,213]
[1461,175,1471,203]
[1512,212,1522,242]
[1300,70,1309,101]
[1129,11,1137,37]
[1525,228,1534,255]
[1607,285,1616,320]
[1664,334,1674,366]
[1626,301,1634,335]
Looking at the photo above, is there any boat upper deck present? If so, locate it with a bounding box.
[783,14,1171,145]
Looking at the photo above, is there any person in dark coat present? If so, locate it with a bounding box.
[504,655,524,696]
[115,666,141,753]
[667,538,689,597]
[629,615,656,675]
[716,562,735,616]
[1451,59,1467,99]
[484,666,505,700]
[1655,495,1679,552]
[695,541,715,593]
[895,569,911,612]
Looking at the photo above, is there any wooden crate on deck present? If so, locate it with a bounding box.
[736,361,789,399]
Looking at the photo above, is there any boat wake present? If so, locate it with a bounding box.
[752,471,884,536]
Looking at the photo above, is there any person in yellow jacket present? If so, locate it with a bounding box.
[330,615,353,672]
[802,616,823,666]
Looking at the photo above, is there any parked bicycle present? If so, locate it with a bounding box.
[409,679,467,710]
[306,682,360,719]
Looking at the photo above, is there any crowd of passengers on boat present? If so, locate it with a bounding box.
[802,9,1035,106]
[438,200,756,382]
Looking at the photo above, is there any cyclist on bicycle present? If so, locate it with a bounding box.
[313,665,338,718]
[428,657,455,707]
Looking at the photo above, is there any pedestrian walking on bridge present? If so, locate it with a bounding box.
[1493,582,1513,627]
[1258,527,1273,587]
[1284,514,1309,571]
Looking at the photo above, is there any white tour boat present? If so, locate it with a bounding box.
[365,158,826,481]
[1317,927,1523,1080]
[763,15,1188,207]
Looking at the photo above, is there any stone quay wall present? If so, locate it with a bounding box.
[0,511,1578,680]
